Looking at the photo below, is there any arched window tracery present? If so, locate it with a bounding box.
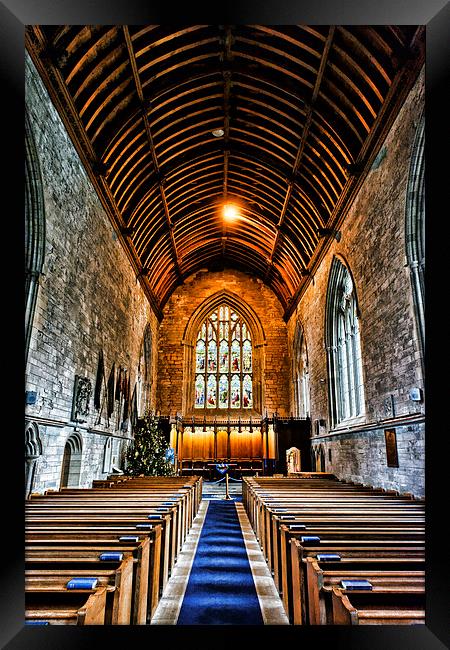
[326,258,365,427]
[293,322,310,418]
[194,304,253,412]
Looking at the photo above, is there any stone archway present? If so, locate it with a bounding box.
[25,421,43,497]
[60,432,83,488]
[25,110,46,361]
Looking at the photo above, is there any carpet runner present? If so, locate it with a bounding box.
[176,500,264,625]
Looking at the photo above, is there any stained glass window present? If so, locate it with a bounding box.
[207,340,217,371]
[195,375,205,407]
[219,340,229,372]
[194,304,253,410]
[243,375,253,408]
[196,340,205,372]
[219,375,228,408]
[207,374,216,408]
[230,375,240,408]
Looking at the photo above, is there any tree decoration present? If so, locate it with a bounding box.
[125,412,175,476]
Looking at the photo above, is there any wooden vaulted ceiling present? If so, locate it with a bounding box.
[25,25,425,320]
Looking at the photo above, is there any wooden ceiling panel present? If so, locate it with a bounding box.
[26,24,424,319]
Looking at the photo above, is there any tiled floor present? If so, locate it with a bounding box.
[150,493,290,625]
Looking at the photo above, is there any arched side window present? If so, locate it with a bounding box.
[60,433,83,488]
[292,321,310,418]
[25,111,46,361]
[405,114,425,370]
[326,258,365,427]
[194,304,253,412]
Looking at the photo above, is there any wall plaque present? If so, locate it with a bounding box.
[384,428,399,468]
[71,375,92,423]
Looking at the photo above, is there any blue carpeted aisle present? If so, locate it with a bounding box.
[176,500,264,625]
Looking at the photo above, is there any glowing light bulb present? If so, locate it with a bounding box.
[223,204,239,221]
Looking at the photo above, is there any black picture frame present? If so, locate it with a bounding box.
[6,1,449,649]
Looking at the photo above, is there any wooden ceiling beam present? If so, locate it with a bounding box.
[221,25,234,256]
[264,26,335,282]
[123,25,183,281]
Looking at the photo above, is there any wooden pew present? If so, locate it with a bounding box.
[25,553,134,624]
[273,515,425,594]
[242,476,426,627]
[25,533,160,623]
[25,530,161,621]
[25,476,203,625]
[261,499,424,560]
[331,584,425,625]
[25,585,109,625]
[41,480,197,549]
[251,490,423,553]
[304,556,425,625]
[25,507,173,593]
[282,531,424,621]
[89,475,203,530]
[27,495,181,568]
[270,512,424,588]
[288,539,425,625]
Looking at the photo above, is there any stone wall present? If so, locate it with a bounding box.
[156,269,290,418]
[313,422,425,497]
[287,67,425,496]
[25,54,160,493]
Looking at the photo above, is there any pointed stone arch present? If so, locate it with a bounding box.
[137,323,154,416]
[60,432,83,488]
[25,110,46,361]
[292,320,310,418]
[318,444,326,472]
[312,443,326,472]
[25,421,43,497]
[405,113,425,375]
[182,290,266,416]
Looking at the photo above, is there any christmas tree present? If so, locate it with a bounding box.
[125,412,175,476]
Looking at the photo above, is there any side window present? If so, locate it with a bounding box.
[326,258,365,426]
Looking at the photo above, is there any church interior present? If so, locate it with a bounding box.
[24,24,427,628]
